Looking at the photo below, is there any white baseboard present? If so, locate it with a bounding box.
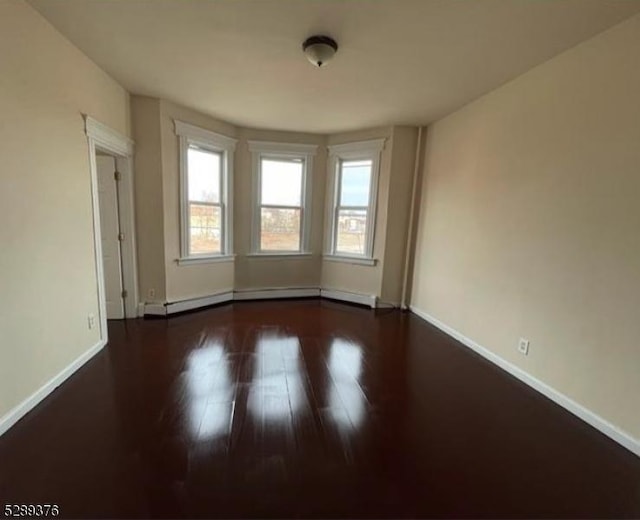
[141,288,321,316]
[234,287,320,301]
[0,339,106,438]
[409,306,640,458]
[143,303,167,316]
[376,299,399,309]
[140,287,380,317]
[321,289,377,308]
[166,290,233,314]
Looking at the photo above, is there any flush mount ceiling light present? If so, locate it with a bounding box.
[302,35,338,67]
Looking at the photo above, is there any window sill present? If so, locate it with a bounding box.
[246,252,314,260]
[177,254,235,266]
[323,254,377,266]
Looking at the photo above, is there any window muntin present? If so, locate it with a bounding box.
[333,159,374,257]
[258,156,305,252]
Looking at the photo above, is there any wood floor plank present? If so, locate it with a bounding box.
[0,299,638,518]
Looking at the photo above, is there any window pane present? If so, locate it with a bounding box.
[336,209,367,255]
[261,207,300,251]
[188,147,221,203]
[340,160,372,206]
[261,158,303,206]
[189,203,221,255]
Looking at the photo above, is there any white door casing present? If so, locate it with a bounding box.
[85,116,137,345]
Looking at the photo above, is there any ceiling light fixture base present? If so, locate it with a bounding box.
[302,35,338,67]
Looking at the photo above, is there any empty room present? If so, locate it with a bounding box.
[1,0,639,518]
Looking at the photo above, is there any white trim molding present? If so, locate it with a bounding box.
[321,289,377,309]
[328,138,386,157]
[142,288,320,316]
[248,140,318,156]
[166,291,234,314]
[410,306,640,458]
[85,116,134,157]
[143,303,167,317]
[245,253,314,260]
[174,120,238,149]
[177,254,235,266]
[0,339,106,437]
[234,287,320,301]
[323,254,377,266]
[138,287,382,316]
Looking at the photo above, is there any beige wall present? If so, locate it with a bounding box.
[411,14,640,439]
[131,96,166,302]
[381,126,419,305]
[0,0,130,418]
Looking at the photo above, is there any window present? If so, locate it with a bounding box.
[326,139,385,263]
[175,120,237,263]
[249,141,317,255]
[187,147,222,255]
[259,157,304,251]
[334,159,372,256]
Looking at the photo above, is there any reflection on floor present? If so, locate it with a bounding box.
[1,299,638,518]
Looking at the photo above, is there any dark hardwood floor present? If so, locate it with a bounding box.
[1,299,638,518]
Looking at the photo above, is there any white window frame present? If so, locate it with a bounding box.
[249,141,317,256]
[175,120,237,264]
[325,138,385,265]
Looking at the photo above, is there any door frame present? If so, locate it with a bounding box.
[84,116,138,343]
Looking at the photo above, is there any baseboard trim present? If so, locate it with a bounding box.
[0,339,106,438]
[166,290,234,315]
[234,287,320,301]
[409,306,640,458]
[140,287,380,316]
[321,289,377,308]
[143,303,167,316]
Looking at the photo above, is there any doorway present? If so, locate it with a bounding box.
[96,154,125,319]
[85,115,138,343]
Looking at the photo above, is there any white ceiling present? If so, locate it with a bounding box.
[28,0,640,134]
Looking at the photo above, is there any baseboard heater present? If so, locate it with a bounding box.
[140,287,380,317]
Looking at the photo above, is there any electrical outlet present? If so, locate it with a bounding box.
[88,313,96,330]
[148,288,155,299]
[518,338,530,356]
